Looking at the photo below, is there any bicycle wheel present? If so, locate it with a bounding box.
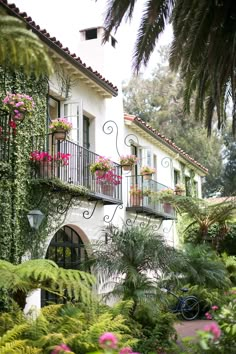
[181,296,200,320]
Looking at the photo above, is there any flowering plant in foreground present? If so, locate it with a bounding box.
[2,92,35,119]
[119,155,138,166]
[51,343,72,354]
[49,118,73,132]
[98,332,139,354]
[96,170,122,185]
[90,156,113,174]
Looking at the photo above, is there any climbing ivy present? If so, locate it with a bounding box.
[0,67,87,263]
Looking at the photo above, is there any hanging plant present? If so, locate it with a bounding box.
[2,92,35,121]
[49,117,72,140]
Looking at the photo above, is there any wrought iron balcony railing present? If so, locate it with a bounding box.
[126,175,175,219]
[30,134,122,204]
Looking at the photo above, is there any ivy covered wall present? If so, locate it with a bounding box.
[0,67,48,263]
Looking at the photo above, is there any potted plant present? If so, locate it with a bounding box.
[119,154,138,171]
[49,117,72,140]
[129,185,142,206]
[2,92,35,121]
[157,188,174,214]
[175,183,186,196]
[96,170,122,196]
[90,156,113,177]
[30,150,53,178]
[143,188,152,197]
[53,152,71,166]
[140,166,156,180]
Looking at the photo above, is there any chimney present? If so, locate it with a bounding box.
[79,27,120,88]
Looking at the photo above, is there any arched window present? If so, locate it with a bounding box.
[41,225,88,306]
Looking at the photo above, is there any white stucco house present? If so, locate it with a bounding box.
[1,1,207,309]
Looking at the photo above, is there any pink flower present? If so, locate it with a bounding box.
[119,348,133,354]
[205,312,213,320]
[51,343,71,354]
[211,305,219,311]
[99,332,118,349]
[204,322,221,340]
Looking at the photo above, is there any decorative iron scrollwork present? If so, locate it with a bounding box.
[103,120,140,159]
[140,216,151,228]
[124,134,139,147]
[103,203,123,224]
[102,120,120,157]
[161,156,172,169]
[163,220,174,234]
[57,195,74,214]
[83,200,99,219]
[125,212,138,226]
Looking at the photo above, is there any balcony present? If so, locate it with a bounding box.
[126,175,175,220]
[31,135,122,205]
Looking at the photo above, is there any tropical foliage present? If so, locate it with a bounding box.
[0,259,94,310]
[0,9,52,76]
[103,0,236,134]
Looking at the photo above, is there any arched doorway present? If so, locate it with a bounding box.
[41,225,88,306]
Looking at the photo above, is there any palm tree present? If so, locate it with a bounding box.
[102,0,236,135]
[0,9,52,76]
[90,224,184,312]
[0,259,94,310]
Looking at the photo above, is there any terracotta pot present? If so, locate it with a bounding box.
[95,170,106,177]
[39,161,52,178]
[175,190,185,196]
[122,164,133,171]
[142,173,152,181]
[53,129,67,140]
[130,195,142,206]
[101,183,114,197]
[163,203,172,214]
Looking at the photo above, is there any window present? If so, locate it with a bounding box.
[48,96,60,120]
[194,181,199,197]
[41,226,88,306]
[185,176,191,196]
[85,28,97,40]
[174,170,180,185]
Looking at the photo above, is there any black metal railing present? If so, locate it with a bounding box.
[30,134,122,202]
[126,175,175,218]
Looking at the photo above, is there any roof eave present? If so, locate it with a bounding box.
[1,1,118,97]
[132,119,208,175]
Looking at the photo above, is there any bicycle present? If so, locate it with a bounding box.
[161,287,200,321]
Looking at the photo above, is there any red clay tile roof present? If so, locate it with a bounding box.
[1,0,118,96]
[124,113,208,174]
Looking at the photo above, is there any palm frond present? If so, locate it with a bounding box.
[0,10,52,76]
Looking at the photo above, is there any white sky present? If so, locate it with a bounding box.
[13,0,173,80]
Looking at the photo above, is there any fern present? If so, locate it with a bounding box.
[0,259,95,309]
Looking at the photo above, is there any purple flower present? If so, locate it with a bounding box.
[99,332,118,349]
